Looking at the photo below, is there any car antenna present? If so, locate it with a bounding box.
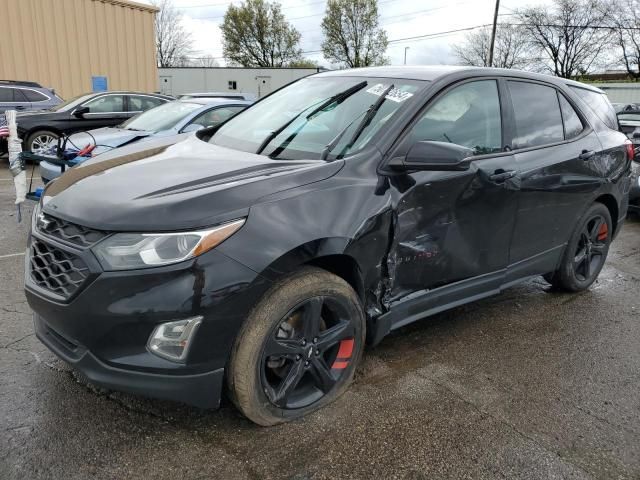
[321,84,395,161]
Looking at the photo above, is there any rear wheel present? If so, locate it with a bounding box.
[227,267,365,426]
[544,203,612,291]
[27,130,59,155]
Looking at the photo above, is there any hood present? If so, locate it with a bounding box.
[69,127,153,151]
[16,109,57,118]
[42,135,343,231]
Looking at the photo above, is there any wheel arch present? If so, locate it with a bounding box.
[594,193,619,235]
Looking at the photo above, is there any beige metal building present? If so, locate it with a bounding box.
[0,0,158,99]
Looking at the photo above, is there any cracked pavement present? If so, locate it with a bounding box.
[1,163,639,479]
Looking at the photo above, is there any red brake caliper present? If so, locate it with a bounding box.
[331,338,354,370]
[597,223,608,241]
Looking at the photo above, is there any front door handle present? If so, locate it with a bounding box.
[489,170,517,182]
[578,150,595,161]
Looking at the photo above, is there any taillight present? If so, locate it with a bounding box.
[625,140,635,162]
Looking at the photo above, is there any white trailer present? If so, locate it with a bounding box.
[158,67,323,98]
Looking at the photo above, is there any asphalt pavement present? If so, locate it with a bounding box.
[1,161,639,479]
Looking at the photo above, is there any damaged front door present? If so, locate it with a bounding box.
[384,79,519,305]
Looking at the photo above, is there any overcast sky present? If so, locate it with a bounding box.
[139,0,554,67]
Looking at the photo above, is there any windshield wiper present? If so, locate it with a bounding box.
[321,83,394,161]
[256,81,368,156]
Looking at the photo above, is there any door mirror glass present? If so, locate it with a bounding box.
[73,106,90,118]
[396,140,473,171]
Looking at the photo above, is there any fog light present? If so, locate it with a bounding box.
[147,317,202,362]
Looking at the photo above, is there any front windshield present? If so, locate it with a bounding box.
[210,76,427,160]
[49,93,94,112]
[120,101,202,132]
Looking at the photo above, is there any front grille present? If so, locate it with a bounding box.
[38,213,108,248]
[30,239,90,298]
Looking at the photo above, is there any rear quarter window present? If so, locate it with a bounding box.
[570,86,618,130]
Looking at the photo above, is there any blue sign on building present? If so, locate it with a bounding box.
[92,76,108,92]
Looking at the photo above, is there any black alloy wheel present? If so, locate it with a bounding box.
[573,214,608,282]
[544,202,612,292]
[227,267,365,426]
[261,296,356,409]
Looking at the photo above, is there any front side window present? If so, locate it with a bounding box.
[0,87,15,102]
[84,95,125,113]
[405,80,502,156]
[210,76,426,160]
[509,81,563,149]
[189,106,244,129]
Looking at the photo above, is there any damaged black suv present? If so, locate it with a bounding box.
[25,67,633,425]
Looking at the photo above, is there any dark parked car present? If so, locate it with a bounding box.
[25,66,632,425]
[615,110,640,213]
[39,98,251,183]
[0,80,62,113]
[15,91,173,154]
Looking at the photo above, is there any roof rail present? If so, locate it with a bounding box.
[0,80,43,88]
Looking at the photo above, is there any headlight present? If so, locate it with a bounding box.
[93,218,245,270]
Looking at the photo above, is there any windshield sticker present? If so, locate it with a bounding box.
[366,84,414,103]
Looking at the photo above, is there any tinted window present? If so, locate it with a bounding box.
[509,81,563,149]
[0,87,15,102]
[558,94,583,140]
[189,106,244,129]
[129,95,165,112]
[21,89,48,102]
[570,87,617,130]
[84,95,125,113]
[407,80,502,155]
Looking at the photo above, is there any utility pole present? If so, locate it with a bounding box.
[404,46,410,65]
[488,0,500,67]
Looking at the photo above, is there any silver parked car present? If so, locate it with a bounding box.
[39,97,251,182]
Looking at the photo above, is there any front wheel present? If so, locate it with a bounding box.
[544,203,612,292]
[26,130,59,155]
[227,267,365,426]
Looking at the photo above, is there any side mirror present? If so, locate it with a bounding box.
[391,141,473,171]
[73,106,90,118]
[181,123,204,133]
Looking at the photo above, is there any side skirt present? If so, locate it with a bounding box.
[369,245,565,346]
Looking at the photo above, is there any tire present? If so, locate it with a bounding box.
[227,267,365,426]
[544,203,612,292]
[26,130,59,155]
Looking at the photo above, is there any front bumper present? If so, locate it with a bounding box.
[34,313,224,408]
[25,218,272,408]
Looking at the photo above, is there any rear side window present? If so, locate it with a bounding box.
[508,81,563,149]
[570,87,617,130]
[129,95,165,112]
[21,89,48,102]
[558,94,584,140]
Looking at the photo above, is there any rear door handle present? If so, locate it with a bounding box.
[578,150,595,161]
[489,170,517,182]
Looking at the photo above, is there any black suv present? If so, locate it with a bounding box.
[25,67,633,425]
[15,91,172,154]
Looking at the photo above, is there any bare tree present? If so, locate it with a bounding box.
[152,0,194,67]
[321,0,388,68]
[221,0,302,67]
[516,0,612,78]
[608,0,640,79]
[453,25,531,69]
[195,54,220,68]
